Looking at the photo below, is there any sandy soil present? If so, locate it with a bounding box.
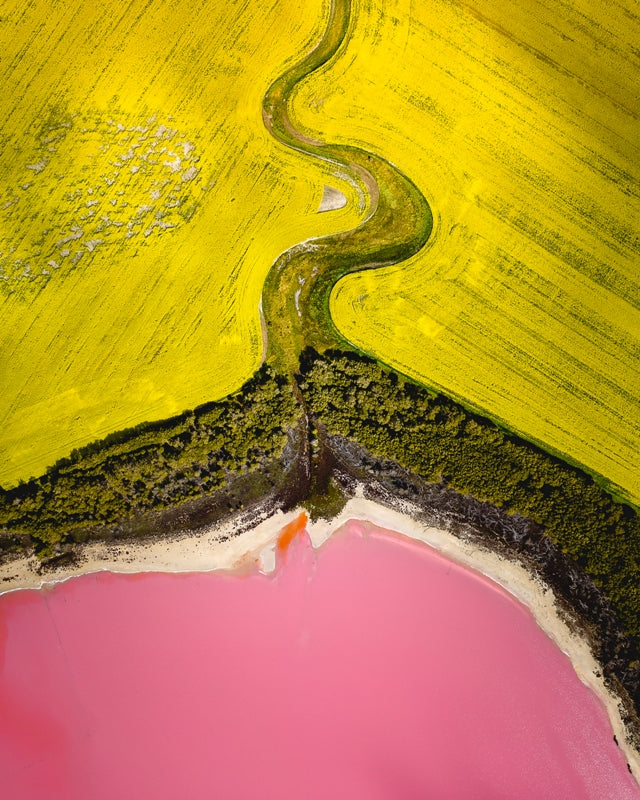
[1,486,638,779]
[318,184,347,212]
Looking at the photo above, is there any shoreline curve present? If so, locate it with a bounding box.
[1,492,638,784]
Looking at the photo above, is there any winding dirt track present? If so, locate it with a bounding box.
[261,0,433,372]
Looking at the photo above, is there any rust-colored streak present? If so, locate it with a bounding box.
[277,512,308,553]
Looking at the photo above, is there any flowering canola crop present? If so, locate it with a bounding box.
[292,0,640,504]
[0,0,363,486]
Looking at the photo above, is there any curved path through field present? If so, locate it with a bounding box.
[261,0,432,372]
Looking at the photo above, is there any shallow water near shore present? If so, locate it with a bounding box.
[1,518,638,799]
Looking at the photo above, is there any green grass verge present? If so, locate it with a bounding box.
[262,0,433,371]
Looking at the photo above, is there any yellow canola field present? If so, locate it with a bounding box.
[292,0,640,504]
[0,0,363,486]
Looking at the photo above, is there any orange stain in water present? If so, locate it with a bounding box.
[277,512,308,554]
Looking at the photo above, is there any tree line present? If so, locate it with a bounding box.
[1,347,638,703]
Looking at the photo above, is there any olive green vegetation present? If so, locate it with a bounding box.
[0,368,299,556]
[299,349,640,654]
[262,0,432,371]
[3,347,639,678]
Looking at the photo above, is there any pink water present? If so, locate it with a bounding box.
[1,519,638,799]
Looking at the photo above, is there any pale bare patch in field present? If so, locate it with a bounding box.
[0,112,203,297]
[317,183,347,212]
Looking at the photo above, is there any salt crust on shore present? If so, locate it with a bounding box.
[1,486,638,779]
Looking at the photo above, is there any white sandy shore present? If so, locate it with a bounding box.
[1,487,638,780]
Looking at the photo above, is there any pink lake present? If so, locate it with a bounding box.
[1,518,638,799]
